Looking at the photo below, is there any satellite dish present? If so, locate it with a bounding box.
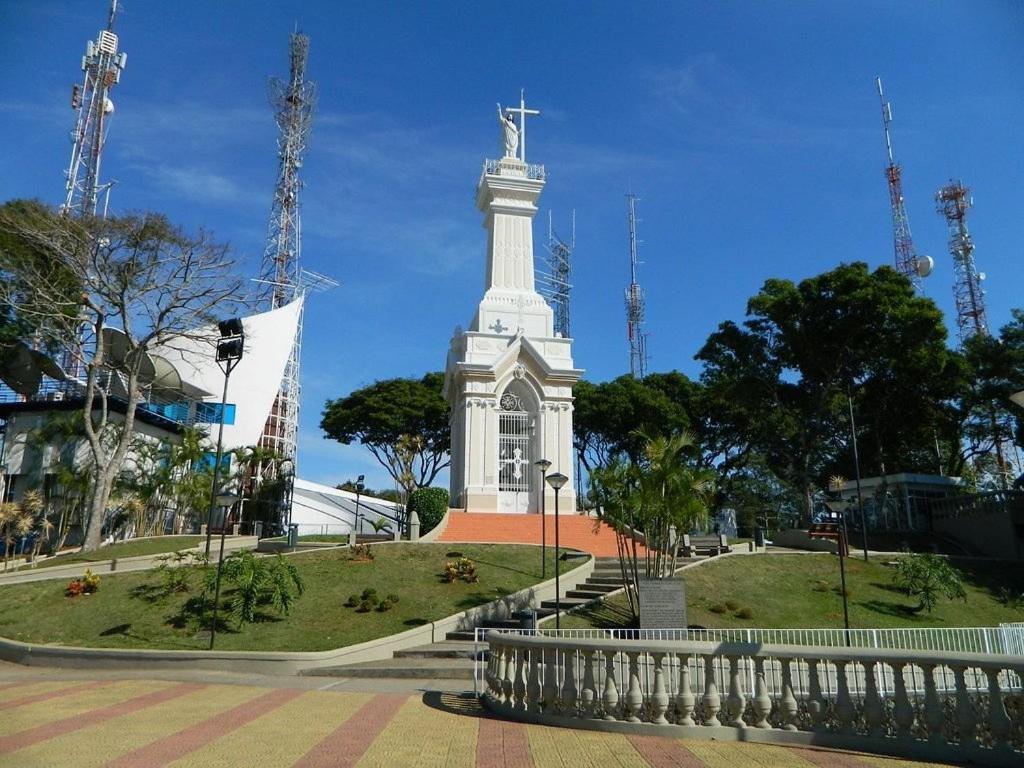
[0,342,66,396]
[100,327,156,381]
[978,272,986,281]
[148,354,183,397]
[914,255,934,279]
[103,97,114,114]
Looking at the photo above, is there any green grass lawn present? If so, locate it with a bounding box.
[0,543,571,652]
[17,536,204,570]
[561,553,1024,630]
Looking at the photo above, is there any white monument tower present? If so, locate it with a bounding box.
[444,93,582,514]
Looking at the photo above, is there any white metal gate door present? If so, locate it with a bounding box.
[498,399,531,513]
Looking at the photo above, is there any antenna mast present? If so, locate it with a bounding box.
[256,32,317,488]
[936,181,988,344]
[62,0,127,218]
[876,77,929,288]
[936,180,1011,486]
[538,211,574,338]
[625,193,648,378]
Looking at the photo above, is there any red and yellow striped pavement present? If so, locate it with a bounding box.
[0,678,956,767]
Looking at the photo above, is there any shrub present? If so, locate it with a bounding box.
[344,594,359,608]
[408,487,449,535]
[360,588,378,600]
[442,557,478,584]
[724,600,739,611]
[892,553,966,613]
[64,568,100,597]
[736,607,754,620]
[376,597,395,612]
[206,551,305,626]
[154,550,206,595]
[386,593,400,604]
[708,603,727,614]
[350,544,374,561]
[357,598,376,613]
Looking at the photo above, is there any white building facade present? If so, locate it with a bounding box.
[444,114,582,515]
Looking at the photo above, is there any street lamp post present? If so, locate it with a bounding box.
[847,390,869,562]
[208,491,240,650]
[545,472,569,630]
[353,474,364,534]
[534,459,551,578]
[204,318,244,558]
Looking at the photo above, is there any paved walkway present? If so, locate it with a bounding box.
[440,513,648,558]
[0,536,259,585]
[0,667,958,767]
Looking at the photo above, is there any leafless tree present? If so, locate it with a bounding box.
[0,204,243,551]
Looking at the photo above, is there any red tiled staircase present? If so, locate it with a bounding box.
[437,511,647,558]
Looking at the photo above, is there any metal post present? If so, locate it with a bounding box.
[204,365,233,558]
[209,504,230,650]
[838,517,851,647]
[848,392,869,562]
[554,485,561,630]
[540,469,547,578]
[354,488,362,534]
[535,459,551,579]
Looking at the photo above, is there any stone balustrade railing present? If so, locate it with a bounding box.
[483,631,1024,767]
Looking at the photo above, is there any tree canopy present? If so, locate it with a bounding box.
[320,372,450,494]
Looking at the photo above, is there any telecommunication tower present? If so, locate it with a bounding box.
[936,181,1011,485]
[875,78,932,287]
[935,181,988,344]
[537,211,574,338]
[256,32,317,476]
[63,0,127,218]
[625,193,648,378]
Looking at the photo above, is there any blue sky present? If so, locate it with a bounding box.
[1,1,1022,491]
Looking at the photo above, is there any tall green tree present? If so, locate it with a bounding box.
[320,372,450,495]
[697,262,955,519]
[572,374,688,473]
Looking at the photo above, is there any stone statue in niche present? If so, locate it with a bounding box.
[497,103,518,158]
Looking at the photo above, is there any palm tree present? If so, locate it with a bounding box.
[589,431,716,623]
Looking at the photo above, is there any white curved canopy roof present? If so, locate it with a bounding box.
[152,297,303,450]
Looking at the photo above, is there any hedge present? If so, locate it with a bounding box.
[408,487,449,534]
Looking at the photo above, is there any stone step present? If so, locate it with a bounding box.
[302,657,474,680]
[566,589,611,600]
[540,597,592,610]
[445,630,476,642]
[393,642,486,660]
[586,576,627,586]
[582,581,622,592]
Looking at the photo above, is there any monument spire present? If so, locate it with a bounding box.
[444,96,582,515]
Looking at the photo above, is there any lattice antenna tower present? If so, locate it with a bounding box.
[62,0,127,218]
[256,32,317,476]
[936,181,988,344]
[537,210,574,338]
[876,78,931,288]
[625,193,648,378]
[935,181,1011,484]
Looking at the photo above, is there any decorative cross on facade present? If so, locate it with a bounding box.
[489,318,509,334]
[504,89,540,163]
[499,447,530,481]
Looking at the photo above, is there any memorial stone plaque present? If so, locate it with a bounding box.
[638,577,686,629]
